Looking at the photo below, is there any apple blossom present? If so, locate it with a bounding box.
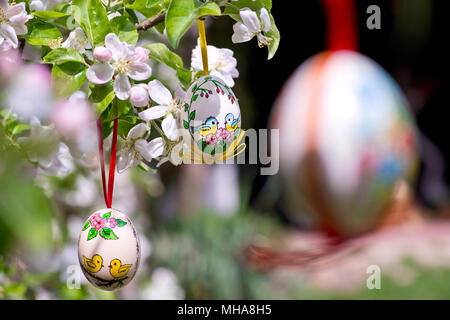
[232,8,272,48]
[0,1,33,50]
[61,27,92,56]
[138,80,181,141]
[29,0,64,12]
[93,46,112,62]
[117,123,164,173]
[86,33,152,100]
[191,38,239,87]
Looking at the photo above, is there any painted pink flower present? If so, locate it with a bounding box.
[89,213,103,230]
[105,218,118,228]
[226,130,235,142]
[205,134,217,145]
[216,127,227,141]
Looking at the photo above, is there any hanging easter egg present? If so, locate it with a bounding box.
[78,208,140,290]
[271,51,418,237]
[181,75,242,160]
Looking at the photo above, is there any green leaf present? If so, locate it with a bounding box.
[144,42,183,70]
[11,124,30,136]
[176,68,193,90]
[183,120,189,129]
[82,220,90,231]
[115,219,127,227]
[100,227,118,240]
[265,14,280,60]
[126,0,168,18]
[189,110,195,120]
[51,62,87,98]
[165,0,221,49]
[90,83,115,115]
[72,0,112,47]
[32,11,70,19]
[118,115,137,139]
[184,103,189,112]
[24,20,62,46]
[192,94,198,101]
[87,227,98,240]
[43,48,86,65]
[105,98,130,122]
[102,212,111,218]
[110,16,139,45]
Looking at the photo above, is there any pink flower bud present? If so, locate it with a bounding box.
[132,47,149,63]
[93,46,112,62]
[129,85,149,108]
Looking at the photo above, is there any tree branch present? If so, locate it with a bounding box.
[135,12,166,31]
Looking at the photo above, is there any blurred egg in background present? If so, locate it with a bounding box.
[270,50,418,237]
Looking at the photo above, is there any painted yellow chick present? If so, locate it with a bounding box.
[109,259,132,278]
[83,254,103,273]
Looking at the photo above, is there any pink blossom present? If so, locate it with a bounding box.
[51,92,94,138]
[216,127,227,141]
[105,218,118,228]
[132,47,149,63]
[205,134,217,145]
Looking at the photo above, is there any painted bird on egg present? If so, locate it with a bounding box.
[182,75,242,156]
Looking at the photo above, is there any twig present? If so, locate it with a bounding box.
[135,12,166,31]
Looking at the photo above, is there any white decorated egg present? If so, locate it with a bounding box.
[78,208,140,290]
[181,75,242,157]
[271,51,418,237]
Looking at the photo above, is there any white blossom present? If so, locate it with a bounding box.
[232,8,272,48]
[191,38,239,87]
[0,1,32,50]
[117,123,164,173]
[61,27,92,57]
[86,33,152,100]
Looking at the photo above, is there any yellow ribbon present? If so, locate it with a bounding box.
[197,18,209,76]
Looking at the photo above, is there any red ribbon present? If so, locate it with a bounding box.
[96,118,118,209]
[321,0,358,51]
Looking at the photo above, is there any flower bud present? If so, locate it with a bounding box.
[129,85,149,108]
[93,46,112,62]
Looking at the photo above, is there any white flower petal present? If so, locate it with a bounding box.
[0,24,18,48]
[240,8,261,33]
[128,62,152,81]
[129,84,149,107]
[113,73,131,100]
[138,106,168,121]
[105,33,124,61]
[127,123,149,139]
[117,148,138,173]
[259,8,271,33]
[86,63,114,84]
[135,139,152,162]
[147,80,173,106]
[231,22,253,44]
[162,113,179,141]
[147,137,164,158]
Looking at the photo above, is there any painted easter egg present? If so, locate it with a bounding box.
[78,208,140,290]
[271,51,418,237]
[181,75,242,159]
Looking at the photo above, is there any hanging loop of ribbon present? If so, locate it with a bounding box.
[197,18,209,76]
[96,118,118,209]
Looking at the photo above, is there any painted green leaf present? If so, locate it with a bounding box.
[24,20,62,46]
[192,94,198,101]
[51,62,87,98]
[116,219,127,227]
[184,103,189,112]
[110,16,138,45]
[189,110,196,120]
[43,48,86,65]
[87,227,98,240]
[183,120,189,129]
[90,83,115,115]
[82,220,91,231]
[100,228,118,240]
[102,212,111,219]
[32,11,70,19]
[72,0,112,47]
[165,0,221,49]
[144,42,184,70]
